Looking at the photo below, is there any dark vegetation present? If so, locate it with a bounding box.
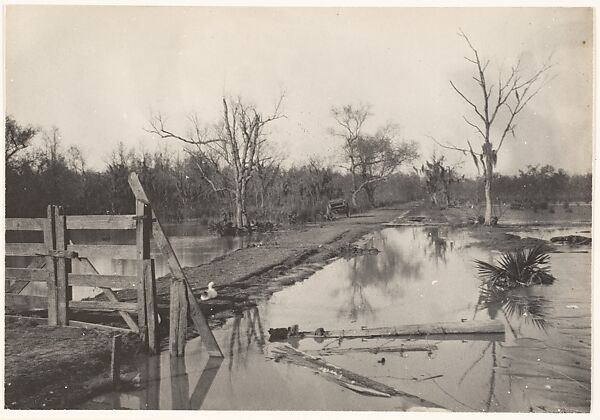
[5,116,592,225]
[474,244,555,290]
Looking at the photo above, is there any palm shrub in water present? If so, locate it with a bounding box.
[474,244,555,291]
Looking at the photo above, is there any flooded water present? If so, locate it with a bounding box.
[8,221,256,300]
[82,226,591,412]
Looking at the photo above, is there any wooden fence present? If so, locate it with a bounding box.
[5,172,223,358]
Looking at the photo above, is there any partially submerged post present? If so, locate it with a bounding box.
[111,334,122,388]
[128,172,223,358]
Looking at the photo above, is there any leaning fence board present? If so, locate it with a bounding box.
[70,300,138,312]
[5,268,51,282]
[5,218,46,231]
[66,214,136,230]
[5,242,47,256]
[6,294,48,311]
[68,274,137,289]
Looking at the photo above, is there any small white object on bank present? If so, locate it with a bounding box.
[201,281,218,301]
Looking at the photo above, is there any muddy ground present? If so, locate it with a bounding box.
[4,201,591,409]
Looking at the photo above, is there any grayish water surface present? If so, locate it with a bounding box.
[82,226,591,412]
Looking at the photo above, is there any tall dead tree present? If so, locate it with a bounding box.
[435,31,552,225]
[148,95,284,228]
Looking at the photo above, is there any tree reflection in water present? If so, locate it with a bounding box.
[423,227,448,266]
[228,306,267,371]
[334,233,424,323]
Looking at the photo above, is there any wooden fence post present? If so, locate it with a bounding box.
[111,334,122,389]
[54,206,71,326]
[136,200,152,347]
[144,259,159,354]
[128,172,223,358]
[44,205,58,326]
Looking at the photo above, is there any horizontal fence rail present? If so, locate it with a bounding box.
[5,243,47,257]
[5,218,46,231]
[5,215,136,231]
[67,274,138,289]
[5,268,52,282]
[65,215,136,230]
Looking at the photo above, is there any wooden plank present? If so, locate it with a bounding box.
[143,259,159,354]
[55,207,70,326]
[77,257,139,333]
[68,274,137,289]
[177,282,188,357]
[269,345,446,408]
[5,268,51,282]
[5,243,46,256]
[70,300,138,312]
[44,205,58,326]
[66,214,136,230]
[111,335,122,388]
[5,218,45,231]
[37,249,79,259]
[277,320,505,340]
[67,244,160,260]
[6,294,48,311]
[7,281,30,294]
[170,280,182,356]
[136,201,152,346]
[129,172,222,358]
[128,173,150,204]
[313,344,439,356]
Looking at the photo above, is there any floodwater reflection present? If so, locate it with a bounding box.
[82,225,590,411]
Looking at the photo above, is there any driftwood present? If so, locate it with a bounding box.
[313,343,438,356]
[269,344,446,409]
[269,320,504,340]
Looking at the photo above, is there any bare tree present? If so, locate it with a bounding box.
[5,115,38,163]
[148,95,284,228]
[331,105,418,206]
[434,30,553,225]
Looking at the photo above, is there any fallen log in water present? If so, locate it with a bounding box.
[269,320,505,340]
[268,344,447,409]
[313,343,438,356]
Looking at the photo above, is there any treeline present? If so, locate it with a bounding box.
[5,118,591,223]
[5,131,422,222]
[451,165,592,209]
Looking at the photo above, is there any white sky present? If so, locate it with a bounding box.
[4,6,594,175]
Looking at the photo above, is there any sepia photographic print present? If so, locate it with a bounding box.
[2,2,596,417]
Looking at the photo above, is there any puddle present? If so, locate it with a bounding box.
[81,226,591,412]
